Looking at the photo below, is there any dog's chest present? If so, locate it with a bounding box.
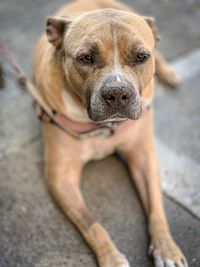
[81,119,141,162]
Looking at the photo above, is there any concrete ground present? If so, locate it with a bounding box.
[0,0,200,267]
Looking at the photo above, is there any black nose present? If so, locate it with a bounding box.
[102,86,132,108]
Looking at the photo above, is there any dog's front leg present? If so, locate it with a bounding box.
[123,109,188,267]
[43,124,130,267]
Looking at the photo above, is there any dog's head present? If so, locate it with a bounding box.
[46,9,159,122]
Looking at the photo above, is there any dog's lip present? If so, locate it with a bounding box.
[98,118,127,123]
[96,117,128,125]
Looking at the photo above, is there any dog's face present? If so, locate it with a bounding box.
[46,9,158,122]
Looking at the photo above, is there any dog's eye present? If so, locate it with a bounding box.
[78,55,94,64]
[135,52,150,64]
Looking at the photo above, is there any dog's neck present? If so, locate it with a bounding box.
[61,89,91,122]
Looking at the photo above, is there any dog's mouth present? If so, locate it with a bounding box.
[88,103,142,123]
[97,115,128,124]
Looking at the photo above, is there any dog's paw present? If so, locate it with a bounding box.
[98,252,130,267]
[157,65,181,89]
[149,235,188,267]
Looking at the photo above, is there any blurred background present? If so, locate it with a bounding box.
[0,0,200,267]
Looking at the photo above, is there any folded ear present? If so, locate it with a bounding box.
[46,16,72,49]
[143,16,160,43]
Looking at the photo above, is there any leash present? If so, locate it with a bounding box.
[0,38,115,140]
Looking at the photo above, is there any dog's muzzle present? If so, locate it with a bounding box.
[87,81,142,122]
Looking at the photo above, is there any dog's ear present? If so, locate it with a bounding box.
[143,17,160,43]
[46,16,72,49]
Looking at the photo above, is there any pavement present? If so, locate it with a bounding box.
[0,0,200,267]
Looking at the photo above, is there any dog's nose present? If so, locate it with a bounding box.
[102,87,132,108]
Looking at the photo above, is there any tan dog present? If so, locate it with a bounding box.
[33,0,187,266]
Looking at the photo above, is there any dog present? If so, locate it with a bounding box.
[33,0,187,266]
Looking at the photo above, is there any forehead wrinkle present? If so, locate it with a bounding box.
[75,28,113,57]
[86,42,99,55]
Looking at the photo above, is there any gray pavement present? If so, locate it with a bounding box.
[0,0,200,267]
[156,49,200,218]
